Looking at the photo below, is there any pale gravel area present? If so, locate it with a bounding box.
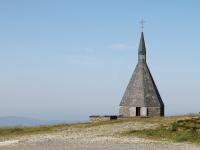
[0,121,200,150]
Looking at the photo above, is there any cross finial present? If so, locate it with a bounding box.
[139,19,145,31]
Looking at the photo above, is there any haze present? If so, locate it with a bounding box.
[0,0,200,122]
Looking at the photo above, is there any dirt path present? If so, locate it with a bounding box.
[0,121,200,150]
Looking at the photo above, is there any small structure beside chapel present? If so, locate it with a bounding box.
[119,31,164,117]
[89,115,118,122]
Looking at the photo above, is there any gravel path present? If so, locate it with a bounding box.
[0,121,200,150]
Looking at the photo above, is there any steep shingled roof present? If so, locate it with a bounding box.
[120,32,164,107]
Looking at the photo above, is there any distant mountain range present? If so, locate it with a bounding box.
[0,116,65,127]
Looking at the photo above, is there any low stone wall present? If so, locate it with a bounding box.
[89,115,118,122]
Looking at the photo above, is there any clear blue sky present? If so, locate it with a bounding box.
[0,0,200,121]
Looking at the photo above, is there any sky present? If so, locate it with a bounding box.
[0,0,200,122]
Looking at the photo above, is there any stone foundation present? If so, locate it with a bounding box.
[119,106,164,117]
[119,106,130,117]
[148,107,164,116]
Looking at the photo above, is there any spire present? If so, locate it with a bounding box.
[138,32,146,55]
[138,32,146,62]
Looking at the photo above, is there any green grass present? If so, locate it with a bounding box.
[0,124,66,140]
[121,116,200,144]
[0,115,183,139]
[1,114,200,144]
[0,119,126,140]
[122,129,200,143]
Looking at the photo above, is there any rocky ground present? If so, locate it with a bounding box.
[0,119,200,150]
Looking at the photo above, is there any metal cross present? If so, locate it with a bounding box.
[139,19,145,31]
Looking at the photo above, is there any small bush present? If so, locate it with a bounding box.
[170,122,178,131]
[175,130,199,142]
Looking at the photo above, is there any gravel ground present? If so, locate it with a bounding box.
[0,121,200,150]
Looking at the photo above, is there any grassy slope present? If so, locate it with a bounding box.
[121,115,200,144]
[0,119,125,140]
[0,115,200,144]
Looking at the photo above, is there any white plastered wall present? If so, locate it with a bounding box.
[129,107,136,116]
[141,107,147,116]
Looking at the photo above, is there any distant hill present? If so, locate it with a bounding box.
[0,116,63,127]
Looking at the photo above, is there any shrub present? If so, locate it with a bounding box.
[175,130,199,142]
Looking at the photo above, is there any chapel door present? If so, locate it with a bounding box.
[136,107,141,116]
